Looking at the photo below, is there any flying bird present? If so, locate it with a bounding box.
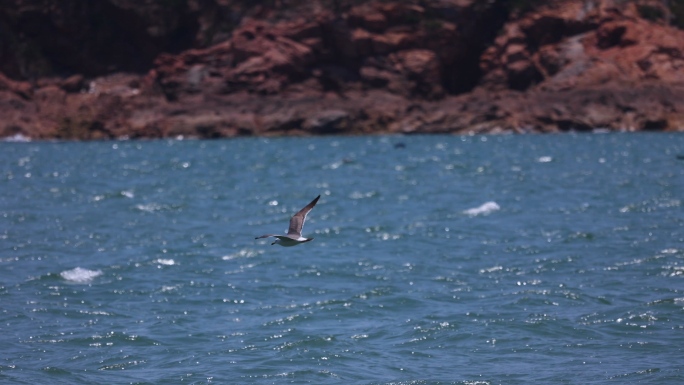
[255,195,320,247]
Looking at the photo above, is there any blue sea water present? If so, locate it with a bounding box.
[1,133,683,384]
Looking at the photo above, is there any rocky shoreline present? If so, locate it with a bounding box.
[1,0,684,140]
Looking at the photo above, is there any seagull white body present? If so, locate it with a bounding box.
[255,195,320,247]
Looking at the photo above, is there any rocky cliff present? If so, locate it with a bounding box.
[1,0,684,139]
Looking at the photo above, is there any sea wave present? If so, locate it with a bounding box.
[463,201,500,216]
[59,267,102,283]
[2,133,31,142]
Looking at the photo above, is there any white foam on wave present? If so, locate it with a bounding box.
[3,133,31,142]
[463,201,500,216]
[135,203,162,212]
[223,249,263,260]
[60,267,102,283]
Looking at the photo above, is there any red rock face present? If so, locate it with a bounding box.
[1,0,684,139]
[476,0,684,132]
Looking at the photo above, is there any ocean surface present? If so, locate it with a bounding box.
[1,133,683,384]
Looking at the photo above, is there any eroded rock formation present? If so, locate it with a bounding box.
[1,0,683,139]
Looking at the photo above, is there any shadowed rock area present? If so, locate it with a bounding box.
[1,0,684,139]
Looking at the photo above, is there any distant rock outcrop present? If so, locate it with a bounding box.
[1,0,684,139]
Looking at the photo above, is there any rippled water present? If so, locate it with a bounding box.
[1,133,683,384]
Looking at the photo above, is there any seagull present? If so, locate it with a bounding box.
[255,195,320,247]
